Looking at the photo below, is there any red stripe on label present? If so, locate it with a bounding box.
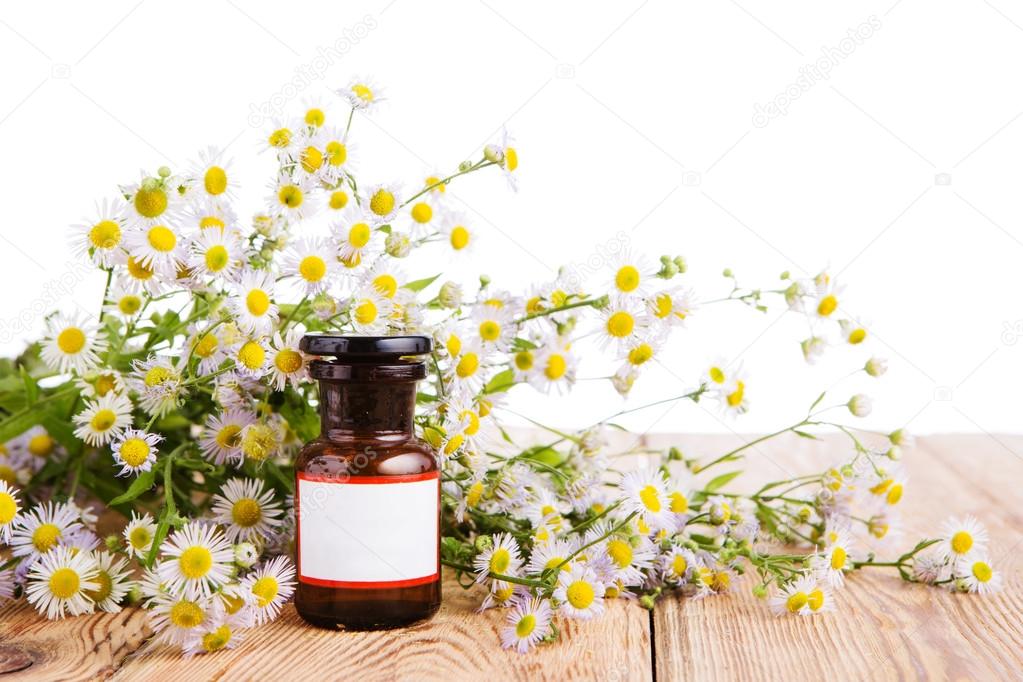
[299,573,440,589]
[297,471,439,485]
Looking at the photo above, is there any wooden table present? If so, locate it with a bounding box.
[1,434,1020,681]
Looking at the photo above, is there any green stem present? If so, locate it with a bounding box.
[514,296,607,324]
[440,559,545,588]
[399,160,496,209]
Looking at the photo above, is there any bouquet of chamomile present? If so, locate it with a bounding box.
[0,78,1000,656]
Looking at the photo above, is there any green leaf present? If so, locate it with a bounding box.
[405,274,440,292]
[808,391,826,411]
[483,368,516,394]
[511,337,538,351]
[705,470,741,492]
[793,429,818,440]
[109,466,158,505]
[521,445,565,467]
[0,410,41,442]
[20,367,38,405]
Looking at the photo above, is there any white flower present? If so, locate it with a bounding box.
[111,429,163,477]
[647,286,693,327]
[148,588,216,646]
[0,480,22,543]
[185,197,238,235]
[526,538,577,576]
[268,328,309,391]
[661,546,697,584]
[959,555,1002,595]
[444,340,492,399]
[938,516,988,565]
[25,545,100,619]
[263,119,299,159]
[129,355,183,418]
[267,173,316,222]
[320,127,356,183]
[283,236,337,295]
[240,555,296,625]
[157,521,235,599]
[70,198,127,268]
[181,618,244,656]
[40,312,106,375]
[188,146,237,202]
[529,336,577,395]
[607,249,655,298]
[440,210,476,257]
[865,357,888,377]
[120,174,182,229]
[123,511,158,560]
[811,529,854,588]
[473,532,523,584]
[339,77,385,111]
[211,478,285,543]
[553,564,605,620]
[87,550,133,612]
[500,596,553,653]
[230,269,279,335]
[336,213,380,267]
[847,394,872,418]
[182,323,229,377]
[104,280,146,321]
[348,286,394,334]
[620,468,673,531]
[125,223,185,277]
[10,501,83,563]
[187,227,241,283]
[597,299,648,351]
[769,573,834,616]
[72,391,134,447]
[231,336,270,379]
[200,408,256,466]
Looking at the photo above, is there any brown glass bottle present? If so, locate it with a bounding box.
[294,334,440,630]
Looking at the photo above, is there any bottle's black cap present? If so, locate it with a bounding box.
[300,334,432,359]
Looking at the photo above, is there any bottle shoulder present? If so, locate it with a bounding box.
[296,436,437,477]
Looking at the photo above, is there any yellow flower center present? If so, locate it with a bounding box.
[671,554,687,577]
[615,265,640,292]
[479,320,501,342]
[607,539,633,569]
[459,409,481,436]
[274,349,303,374]
[127,256,154,280]
[32,522,61,552]
[515,613,536,638]
[425,175,445,193]
[129,525,152,550]
[354,300,378,325]
[505,147,518,172]
[372,274,398,298]
[848,328,867,344]
[118,295,142,315]
[202,625,232,652]
[194,333,219,358]
[369,189,395,216]
[489,547,511,574]
[817,294,838,316]
[348,223,371,248]
[830,546,847,570]
[144,366,173,387]
[628,343,653,366]
[450,226,470,250]
[119,438,152,468]
[606,311,634,338]
[443,434,465,455]
[268,128,292,148]
[147,225,176,252]
[0,492,18,525]
[493,585,515,602]
[514,350,533,371]
[456,353,479,378]
[134,188,167,218]
[786,591,808,613]
[89,220,121,249]
[205,245,230,272]
[231,498,262,527]
[466,481,484,508]
[669,491,689,513]
[253,575,281,607]
[411,202,433,224]
[241,424,277,462]
[278,184,304,208]
[28,434,55,457]
[222,592,245,615]
[445,334,462,357]
[178,546,213,580]
[807,588,825,611]
[57,327,86,354]
[48,567,81,599]
[329,189,349,209]
[655,293,683,319]
[94,374,117,396]
[85,569,113,603]
[951,530,973,555]
[89,409,117,432]
[299,255,327,282]
[352,83,374,102]
[300,146,323,173]
[972,561,992,583]
[204,166,228,195]
[709,366,725,384]
[169,600,204,628]
[545,355,567,380]
[246,289,271,316]
[886,483,903,505]
[639,485,661,512]
[566,580,594,609]
[326,141,347,166]
[727,381,745,408]
[215,424,242,450]
[199,215,225,231]
[238,341,265,370]
[0,465,14,486]
[305,107,325,126]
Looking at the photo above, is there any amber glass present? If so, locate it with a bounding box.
[294,351,441,630]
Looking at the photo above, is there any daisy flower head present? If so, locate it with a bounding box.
[184,196,239,236]
[647,286,694,328]
[716,370,749,417]
[301,95,329,127]
[283,236,337,295]
[526,538,577,576]
[959,554,1002,595]
[445,339,491,399]
[182,323,228,377]
[75,369,127,400]
[148,588,215,646]
[231,336,270,379]
[86,550,133,613]
[529,336,578,395]
[211,478,285,543]
[403,193,442,237]
[811,272,844,321]
[440,210,477,258]
[187,227,241,283]
[239,418,284,464]
[596,528,656,587]
[125,222,185,278]
[620,468,673,532]
[938,516,989,565]
[293,127,328,179]
[200,408,256,466]
[25,545,100,619]
[267,173,316,223]
[615,335,662,388]
[0,480,21,543]
[182,617,244,657]
[72,391,134,447]
[158,521,235,599]
[111,428,163,477]
[324,185,356,219]
[10,501,83,562]
[661,546,697,585]
[597,298,648,352]
[606,249,655,298]
[129,355,183,418]
[16,425,64,471]
[811,530,854,588]
[335,213,380,269]
[40,312,106,375]
[485,128,519,191]
[320,128,357,183]
[71,198,127,268]
[123,511,158,560]
[188,146,237,203]
[121,253,167,296]
[473,532,524,584]
[471,301,515,350]
[500,596,553,653]
[348,286,394,334]
[363,182,401,223]
[268,328,309,391]
[553,564,605,620]
[339,77,384,112]
[241,555,296,625]
[362,259,406,302]
[263,119,299,160]
[769,573,834,616]
[104,280,146,321]
[120,173,182,229]
[230,269,279,335]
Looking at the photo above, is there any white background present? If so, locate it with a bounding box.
[1,0,1021,437]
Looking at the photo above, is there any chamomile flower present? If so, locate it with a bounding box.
[647,287,694,327]
[86,550,133,613]
[283,236,336,295]
[267,174,315,222]
[130,355,183,418]
[239,419,284,464]
[324,185,356,218]
[182,618,243,656]
[230,269,279,334]
[616,336,661,381]
[71,198,127,267]
[348,286,394,334]
[811,530,854,588]
[339,77,384,112]
[811,272,844,320]
[240,555,296,625]
[185,197,238,235]
[472,302,515,350]
[72,391,134,447]
[263,120,299,160]
[597,299,647,351]
[336,214,380,268]
[293,128,328,179]
[10,501,83,562]
[125,223,185,277]
[599,530,656,587]
[111,429,163,477]
[362,260,406,300]
[40,312,106,375]
[529,337,577,395]
[121,254,166,295]
[661,546,697,585]
[526,538,577,576]
[717,373,749,416]
[25,545,100,619]
[120,174,181,229]
[960,555,1002,595]
[0,480,21,543]
[188,146,237,202]
[500,597,553,653]
[211,478,285,543]
[938,516,989,565]
[446,340,490,398]
[553,564,605,620]
[620,468,672,531]
[474,533,524,583]
[363,182,401,223]
[232,337,270,379]
[267,328,309,391]
[74,370,126,401]
[104,280,146,321]
[320,128,357,183]
[607,250,655,298]
[487,128,519,191]
[148,589,215,646]
[181,323,228,376]
[188,228,241,283]
[769,574,834,616]
[16,426,63,470]
[404,194,442,237]
[158,521,235,599]
[440,211,476,257]
[200,408,256,466]
[123,511,158,560]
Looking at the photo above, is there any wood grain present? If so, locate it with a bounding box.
[645,433,1023,682]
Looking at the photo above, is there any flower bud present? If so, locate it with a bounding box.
[865,356,888,377]
[886,445,902,461]
[253,214,274,236]
[752,584,768,599]
[889,428,908,446]
[234,542,258,568]
[385,232,411,258]
[639,594,656,610]
[157,166,172,178]
[722,268,733,278]
[104,534,120,552]
[474,534,494,553]
[422,426,444,449]
[438,281,463,309]
[780,270,790,280]
[673,256,687,273]
[483,144,504,164]
[458,160,473,172]
[478,275,491,289]
[141,177,159,191]
[847,394,872,418]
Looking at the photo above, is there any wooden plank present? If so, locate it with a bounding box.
[645,433,1023,681]
[111,572,652,682]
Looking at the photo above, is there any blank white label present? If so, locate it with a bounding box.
[297,473,439,587]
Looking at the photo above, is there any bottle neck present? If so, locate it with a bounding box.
[318,380,417,441]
